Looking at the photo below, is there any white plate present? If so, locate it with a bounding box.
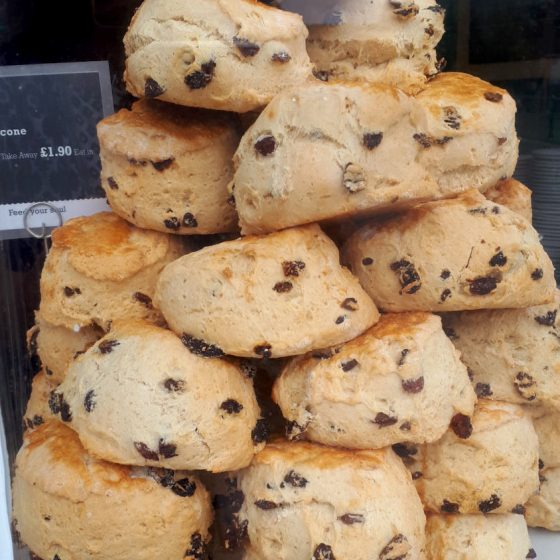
[530,528,559,559]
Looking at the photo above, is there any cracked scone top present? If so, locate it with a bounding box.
[12,421,213,560]
[425,514,534,560]
[344,190,555,312]
[273,312,476,448]
[442,291,560,409]
[307,0,445,93]
[233,74,517,234]
[154,224,379,358]
[97,99,240,235]
[236,439,426,560]
[124,0,312,112]
[51,321,265,472]
[412,400,539,514]
[39,212,186,331]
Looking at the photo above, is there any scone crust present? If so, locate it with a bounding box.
[484,178,532,222]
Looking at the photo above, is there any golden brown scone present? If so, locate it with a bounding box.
[124,0,312,113]
[12,421,213,560]
[233,73,518,235]
[27,312,101,384]
[39,212,187,331]
[426,514,535,560]
[155,224,379,358]
[52,321,265,472]
[307,0,445,94]
[98,99,240,235]
[273,312,475,448]
[413,400,540,515]
[23,371,57,432]
[484,178,532,222]
[344,190,556,312]
[443,292,560,409]
[236,439,426,560]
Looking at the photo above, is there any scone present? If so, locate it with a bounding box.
[443,292,560,409]
[12,421,212,560]
[23,370,57,432]
[97,99,240,235]
[426,514,535,560]
[344,190,556,312]
[525,467,560,531]
[51,321,265,472]
[124,0,312,113]
[233,73,518,235]
[484,178,532,222]
[273,312,476,448]
[235,439,426,560]
[27,312,101,384]
[39,212,186,331]
[414,400,539,514]
[155,224,379,358]
[307,0,445,93]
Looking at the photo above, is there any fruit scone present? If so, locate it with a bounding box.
[22,370,57,433]
[307,0,445,94]
[12,421,212,560]
[273,312,476,448]
[39,212,187,331]
[97,99,240,235]
[233,73,518,234]
[124,0,312,112]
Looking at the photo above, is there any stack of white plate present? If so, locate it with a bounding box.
[531,148,560,281]
[514,154,533,184]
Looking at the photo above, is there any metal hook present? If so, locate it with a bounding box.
[23,203,64,253]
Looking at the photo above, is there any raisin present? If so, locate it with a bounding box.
[440,288,452,302]
[286,420,306,440]
[343,162,366,193]
[443,106,461,130]
[220,399,243,414]
[48,391,63,415]
[254,499,278,510]
[164,378,185,392]
[392,443,418,458]
[362,257,374,266]
[254,344,272,358]
[152,468,175,488]
[440,269,451,279]
[145,78,165,98]
[341,298,358,311]
[151,158,174,172]
[164,217,181,230]
[427,4,444,13]
[313,69,330,82]
[450,413,473,439]
[400,421,412,431]
[335,315,346,325]
[398,349,409,367]
[535,310,557,326]
[32,415,44,427]
[402,377,424,394]
[64,286,80,297]
[339,513,364,525]
[252,419,268,443]
[107,176,119,190]
[475,383,493,398]
[172,477,196,497]
[134,442,159,461]
[84,390,96,413]
[492,206,500,214]
[224,518,248,551]
[313,543,335,560]
[441,499,460,513]
[282,470,308,488]
[412,471,423,480]
[484,92,503,103]
[380,533,410,560]
[512,504,526,515]
[363,132,383,150]
[468,276,498,295]
[133,292,153,308]
[498,137,507,145]
[185,61,216,90]
[489,251,507,267]
[526,549,537,559]
[373,412,398,428]
[282,260,305,277]
[425,23,435,36]
[185,532,207,560]
[531,268,544,280]
[181,334,224,358]
[255,135,277,156]
[240,360,258,379]
[272,51,291,63]
[479,494,502,513]
[390,259,421,295]
[99,339,119,354]
[413,133,452,148]
[341,359,359,372]
[233,36,260,57]
[390,1,419,18]
[214,490,244,512]
[273,281,293,293]
[159,439,178,459]
[514,372,536,400]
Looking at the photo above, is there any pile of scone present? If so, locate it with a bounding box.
[12,1,560,559]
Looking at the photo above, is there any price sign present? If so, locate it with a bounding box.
[0,62,113,239]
